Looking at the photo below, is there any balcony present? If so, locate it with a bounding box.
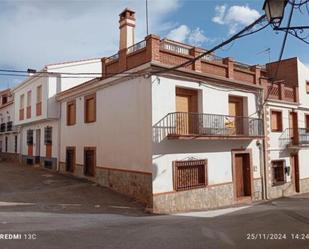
[0,123,6,133]
[153,112,264,141]
[280,128,309,149]
[6,121,13,132]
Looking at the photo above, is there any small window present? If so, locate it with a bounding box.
[44,126,52,145]
[306,81,309,94]
[2,95,7,105]
[84,94,96,123]
[67,100,76,126]
[27,130,34,145]
[20,94,25,109]
[271,110,283,132]
[272,160,285,186]
[173,159,207,191]
[37,85,42,103]
[27,91,32,107]
[84,147,96,177]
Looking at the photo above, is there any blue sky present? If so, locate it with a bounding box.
[0,0,308,90]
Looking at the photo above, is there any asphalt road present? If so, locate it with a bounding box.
[1,162,309,249]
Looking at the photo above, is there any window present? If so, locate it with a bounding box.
[20,94,25,109]
[44,126,52,145]
[5,136,8,152]
[67,100,76,126]
[66,147,75,173]
[173,159,207,191]
[271,110,283,132]
[14,135,17,153]
[306,81,309,94]
[272,160,285,186]
[37,86,42,103]
[84,94,96,123]
[36,86,42,116]
[2,95,7,105]
[27,91,31,107]
[84,147,96,177]
[27,129,34,145]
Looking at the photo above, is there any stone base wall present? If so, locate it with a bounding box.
[0,152,19,162]
[21,155,57,171]
[153,179,263,214]
[268,178,309,199]
[59,162,153,206]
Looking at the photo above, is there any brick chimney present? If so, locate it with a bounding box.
[119,8,136,50]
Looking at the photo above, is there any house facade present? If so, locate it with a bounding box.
[0,89,19,161]
[56,9,267,213]
[13,59,101,170]
[264,58,309,198]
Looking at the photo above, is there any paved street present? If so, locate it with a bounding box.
[1,162,309,249]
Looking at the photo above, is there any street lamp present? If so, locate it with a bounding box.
[263,0,288,26]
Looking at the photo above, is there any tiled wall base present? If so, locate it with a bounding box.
[59,162,153,206]
[153,179,263,214]
[0,152,19,162]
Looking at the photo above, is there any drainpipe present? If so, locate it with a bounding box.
[57,101,61,172]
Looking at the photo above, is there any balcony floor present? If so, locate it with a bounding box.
[167,134,264,140]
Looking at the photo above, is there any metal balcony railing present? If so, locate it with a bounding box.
[6,121,12,132]
[0,123,5,132]
[153,112,264,140]
[280,128,309,148]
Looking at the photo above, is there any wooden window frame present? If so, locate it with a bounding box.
[271,110,283,132]
[66,146,76,173]
[67,100,76,126]
[173,159,208,191]
[306,81,309,94]
[305,114,309,130]
[84,147,96,177]
[84,94,96,123]
[271,160,286,186]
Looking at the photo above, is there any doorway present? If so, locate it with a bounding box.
[233,152,252,199]
[35,129,41,164]
[84,147,96,177]
[291,153,300,193]
[175,88,198,135]
[229,96,244,135]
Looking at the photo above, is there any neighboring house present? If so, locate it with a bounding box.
[264,58,309,198]
[56,9,267,213]
[13,58,101,170]
[0,89,19,160]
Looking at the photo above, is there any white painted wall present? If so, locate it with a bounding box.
[297,59,309,109]
[59,76,152,172]
[151,76,262,193]
[20,120,58,158]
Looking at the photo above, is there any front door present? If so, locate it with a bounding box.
[234,153,252,198]
[35,129,41,163]
[229,96,244,135]
[291,154,300,193]
[84,148,95,177]
[175,88,198,135]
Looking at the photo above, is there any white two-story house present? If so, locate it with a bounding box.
[0,88,19,161]
[13,58,101,170]
[56,9,266,213]
[264,58,309,198]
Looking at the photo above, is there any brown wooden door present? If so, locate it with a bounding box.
[229,97,244,135]
[84,148,95,177]
[66,148,75,173]
[291,154,300,193]
[235,153,252,198]
[175,88,198,135]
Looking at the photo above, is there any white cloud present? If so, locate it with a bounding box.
[212,4,261,34]
[167,25,208,46]
[0,0,180,72]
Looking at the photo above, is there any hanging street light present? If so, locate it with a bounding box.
[263,0,288,26]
